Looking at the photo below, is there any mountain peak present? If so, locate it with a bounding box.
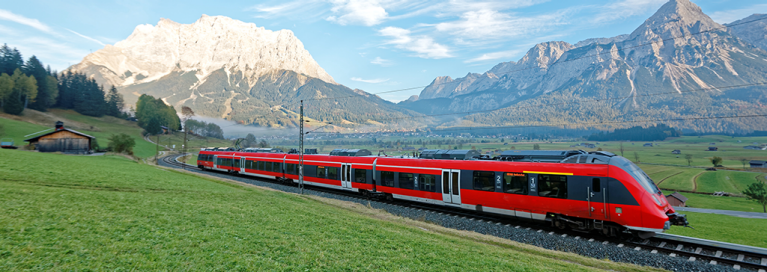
[72,15,335,89]
[629,0,721,40]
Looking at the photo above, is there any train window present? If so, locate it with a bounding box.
[563,156,578,163]
[354,169,366,183]
[317,166,327,178]
[265,162,273,172]
[328,167,338,180]
[234,159,241,168]
[275,162,282,173]
[257,161,265,171]
[420,175,436,192]
[381,171,395,187]
[198,154,204,161]
[538,175,567,198]
[216,158,222,165]
[592,178,601,192]
[287,163,296,175]
[503,173,528,194]
[399,173,415,189]
[472,171,495,192]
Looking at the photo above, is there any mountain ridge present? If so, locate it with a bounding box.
[402,0,767,133]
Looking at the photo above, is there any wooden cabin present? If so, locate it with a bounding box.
[24,121,95,154]
[665,192,688,207]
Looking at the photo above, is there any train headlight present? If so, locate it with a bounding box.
[651,194,662,206]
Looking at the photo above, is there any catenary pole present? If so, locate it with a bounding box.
[299,100,304,194]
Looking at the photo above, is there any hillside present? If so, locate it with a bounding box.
[68,15,424,129]
[0,109,230,158]
[402,0,767,133]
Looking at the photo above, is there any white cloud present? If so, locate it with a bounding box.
[247,0,328,20]
[351,77,390,83]
[66,29,105,46]
[434,9,568,42]
[465,49,525,63]
[326,0,390,26]
[591,0,666,24]
[709,4,767,24]
[0,9,55,35]
[371,56,393,66]
[379,26,452,59]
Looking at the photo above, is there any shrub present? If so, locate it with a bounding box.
[108,133,136,155]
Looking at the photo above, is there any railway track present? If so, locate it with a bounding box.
[160,154,767,272]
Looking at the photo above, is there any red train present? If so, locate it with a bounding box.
[197,148,689,238]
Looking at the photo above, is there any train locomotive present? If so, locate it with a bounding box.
[197,148,690,238]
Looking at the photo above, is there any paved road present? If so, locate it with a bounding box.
[675,206,767,219]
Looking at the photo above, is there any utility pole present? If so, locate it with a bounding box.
[299,100,304,195]
[183,129,187,170]
[155,134,159,163]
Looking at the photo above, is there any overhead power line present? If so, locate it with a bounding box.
[306,113,767,136]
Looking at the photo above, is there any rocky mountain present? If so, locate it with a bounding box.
[401,0,767,133]
[728,14,767,52]
[69,15,421,128]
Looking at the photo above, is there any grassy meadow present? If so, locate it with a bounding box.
[0,109,230,159]
[665,211,767,248]
[0,148,659,271]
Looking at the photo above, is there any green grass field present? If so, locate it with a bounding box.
[695,171,763,194]
[656,168,703,191]
[665,211,767,248]
[0,148,657,271]
[0,109,230,159]
[662,190,764,213]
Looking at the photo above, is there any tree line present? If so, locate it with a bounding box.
[0,44,124,118]
[587,124,680,141]
[136,94,181,135]
[183,119,223,139]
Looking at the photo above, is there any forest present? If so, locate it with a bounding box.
[587,124,681,141]
[0,44,124,118]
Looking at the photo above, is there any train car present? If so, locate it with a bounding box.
[197,148,688,238]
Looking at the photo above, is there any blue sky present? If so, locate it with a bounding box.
[1,0,765,102]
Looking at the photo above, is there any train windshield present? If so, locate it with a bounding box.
[610,156,660,195]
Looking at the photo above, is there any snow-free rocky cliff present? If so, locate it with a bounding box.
[403,0,767,133]
[69,15,420,128]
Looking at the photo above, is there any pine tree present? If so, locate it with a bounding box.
[0,73,12,109]
[3,86,23,114]
[105,85,124,117]
[24,56,55,111]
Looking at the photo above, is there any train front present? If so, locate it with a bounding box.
[609,156,690,234]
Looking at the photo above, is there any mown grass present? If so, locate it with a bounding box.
[0,149,655,271]
[657,168,703,191]
[665,211,767,248]
[662,190,764,213]
[1,109,230,159]
[696,171,762,194]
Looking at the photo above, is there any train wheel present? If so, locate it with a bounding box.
[385,194,393,202]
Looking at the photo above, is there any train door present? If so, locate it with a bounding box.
[441,169,461,205]
[341,163,353,189]
[212,155,218,168]
[588,177,608,219]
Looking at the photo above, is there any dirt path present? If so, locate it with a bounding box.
[691,171,704,192]
[656,171,683,186]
